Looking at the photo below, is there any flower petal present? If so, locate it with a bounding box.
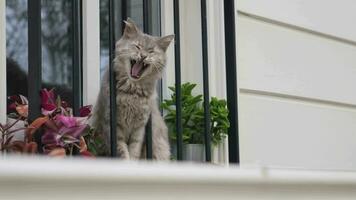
[79,105,92,117]
[24,142,38,154]
[79,136,87,152]
[16,105,28,118]
[8,103,17,111]
[27,116,49,136]
[42,130,61,146]
[80,150,94,158]
[48,148,66,157]
[18,94,28,105]
[41,88,55,105]
[59,124,87,138]
[9,141,25,153]
[56,115,77,128]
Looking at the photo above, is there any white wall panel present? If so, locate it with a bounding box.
[238,0,356,43]
[237,15,356,106]
[240,92,356,170]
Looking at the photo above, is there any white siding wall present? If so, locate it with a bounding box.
[237,0,356,170]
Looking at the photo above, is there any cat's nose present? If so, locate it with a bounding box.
[140,53,148,60]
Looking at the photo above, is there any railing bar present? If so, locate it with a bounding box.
[173,0,183,160]
[145,115,153,158]
[28,0,42,152]
[223,0,240,163]
[121,0,128,29]
[157,0,163,115]
[72,0,83,116]
[109,0,117,157]
[200,0,211,162]
[143,0,153,159]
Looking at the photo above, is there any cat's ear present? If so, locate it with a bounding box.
[157,34,174,52]
[123,18,141,39]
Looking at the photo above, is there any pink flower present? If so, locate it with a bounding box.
[40,89,57,115]
[56,115,77,128]
[79,105,92,117]
[42,115,88,150]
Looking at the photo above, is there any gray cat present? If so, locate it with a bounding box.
[91,19,174,160]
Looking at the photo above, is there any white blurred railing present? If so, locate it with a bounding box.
[1,156,356,200]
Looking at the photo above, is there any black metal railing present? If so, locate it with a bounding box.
[224,0,240,163]
[143,0,153,159]
[108,0,118,157]
[26,0,239,163]
[27,0,42,151]
[72,0,83,116]
[173,0,183,161]
[200,0,212,162]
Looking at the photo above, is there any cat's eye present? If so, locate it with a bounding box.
[134,44,141,50]
[148,49,155,53]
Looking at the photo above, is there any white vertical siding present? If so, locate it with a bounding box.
[238,0,356,43]
[0,0,6,124]
[237,1,356,170]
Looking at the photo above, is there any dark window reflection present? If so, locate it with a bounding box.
[6,0,74,108]
[41,0,73,105]
[100,0,109,77]
[128,0,143,30]
[6,0,28,97]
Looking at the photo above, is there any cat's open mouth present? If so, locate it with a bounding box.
[130,59,148,79]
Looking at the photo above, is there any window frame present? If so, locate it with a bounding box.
[82,0,100,106]
[0,0,6,124]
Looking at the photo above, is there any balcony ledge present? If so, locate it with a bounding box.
[1,156,356,200]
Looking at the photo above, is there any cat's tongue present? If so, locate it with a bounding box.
[131,61,144,78]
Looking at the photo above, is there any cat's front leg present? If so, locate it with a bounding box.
[117,126,130,159]
[128,127,145,160]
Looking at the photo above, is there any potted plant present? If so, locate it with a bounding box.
[1,89,102,157]
[161,82,230,163]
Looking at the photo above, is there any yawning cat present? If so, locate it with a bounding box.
[92,18,174,160]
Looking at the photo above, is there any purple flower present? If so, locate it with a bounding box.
[42,115,88,150]
[40,89,57,115]
[79,105,92,117]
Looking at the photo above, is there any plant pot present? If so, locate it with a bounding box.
[171,143,205,162]
[183,144,205,162]
[171,140,228,164]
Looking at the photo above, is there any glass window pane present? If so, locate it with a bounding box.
[6,0,29,98]
[41,0,73,105]
[100,0,109,77]
[128,0,143,29]
[6,0,76,108]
